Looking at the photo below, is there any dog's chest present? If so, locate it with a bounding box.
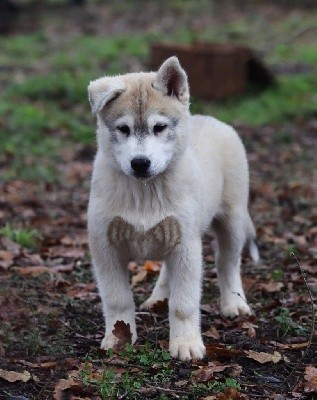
[107,216,181,259]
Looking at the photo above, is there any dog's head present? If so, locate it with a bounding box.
[88,57,190,180]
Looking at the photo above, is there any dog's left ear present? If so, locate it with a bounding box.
[88,76,126,115]
[153,56,189,103]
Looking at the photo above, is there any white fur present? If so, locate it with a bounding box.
[87,57,258,361]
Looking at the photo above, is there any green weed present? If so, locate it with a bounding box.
[0,224,42,249]
[271,269,284,281]
[81,343,172,399]
[193,377,241,396]
[275,307,308,337]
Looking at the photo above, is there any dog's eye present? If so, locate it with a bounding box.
[153,124,167,135]
[117,125,130,136]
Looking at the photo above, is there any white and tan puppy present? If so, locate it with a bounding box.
[87,57,259,361]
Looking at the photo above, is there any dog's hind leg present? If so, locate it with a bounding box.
[140,262,169,310]
[213,212,253,317]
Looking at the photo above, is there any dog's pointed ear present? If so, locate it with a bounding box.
[153,56,189,103]
[88,77,126,115]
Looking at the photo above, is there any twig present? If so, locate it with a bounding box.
[278,252,315,391]
[146,384,191,397]
[148,308,158,350]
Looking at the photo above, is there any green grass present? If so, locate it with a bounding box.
[80,343,242,399]
[0,224,42,249]
[81,344,172,399]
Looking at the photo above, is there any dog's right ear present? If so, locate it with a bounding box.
[88,77,126,115]
[153,56,189,103]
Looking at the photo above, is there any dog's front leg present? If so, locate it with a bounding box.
[92,246,136,350]
[166,238,205,361]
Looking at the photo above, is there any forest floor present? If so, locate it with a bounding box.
[0,1,316,399]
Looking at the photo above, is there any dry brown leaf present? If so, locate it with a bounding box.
[0,250,14,269]
[51,264,74,273]
[151,298,168,313]
[66,283,97,300]
[53,378,84,400]
[202,326,220,339]
[245,350,282,364]
[0,237,21,253]
[229,364,243,378]
[259,282,284,293]
[18,360,57,369]
[270,340,309,350]
[112,320,132,351]
[192,363,230,382]
[131,269,147,286]
[216,387,247,399]
[206,344,241,360]
[0,368,31,383]
[174,380,188,387]
[14,266,50,276]
[304,366,317,392]
[144,260,161,273]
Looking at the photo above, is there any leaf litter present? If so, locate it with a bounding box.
[0,7,317,400]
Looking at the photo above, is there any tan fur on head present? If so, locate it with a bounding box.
[87,57,190,117]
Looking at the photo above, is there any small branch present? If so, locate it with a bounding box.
[278,252,315,391]
[146,384,191,397]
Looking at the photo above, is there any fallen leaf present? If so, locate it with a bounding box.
[131,269,147,286]
[112,320,132,351]
[229,364,243,378]
[206,344,241,360]
[51,263,74,273]
[259,282,284,293]
[151,298,168,313]
[66,283,97,300]
[174,380,188,387]
[0,237,21,253]
[0,368,31,383]
[245,350,282,364]
[269,340,309,350]
[48,246,85,259]
[18,360,57,369]
[53,378,84,400]
[144,260,161,273]
[203,326,220,339]
[192,363,230,382]
[304,366,317,392]
[216,387,247,399]
[0,250,14,269]
[14,266,50,276]
[158,340,169,351]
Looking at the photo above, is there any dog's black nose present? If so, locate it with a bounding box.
[131,157,151,176]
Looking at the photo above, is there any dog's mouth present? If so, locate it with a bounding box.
[133,172,152,180]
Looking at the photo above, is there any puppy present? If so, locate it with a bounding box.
[87,57,259,361]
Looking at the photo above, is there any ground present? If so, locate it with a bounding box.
[0,1,316,399]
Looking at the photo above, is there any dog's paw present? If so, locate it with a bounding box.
[169,338,206,361]
[220,296,253,317]
[140,296,168,310]
[100,333,118,350]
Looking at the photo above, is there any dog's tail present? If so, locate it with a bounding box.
[246,215,260,263]
[248,239,260,263]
